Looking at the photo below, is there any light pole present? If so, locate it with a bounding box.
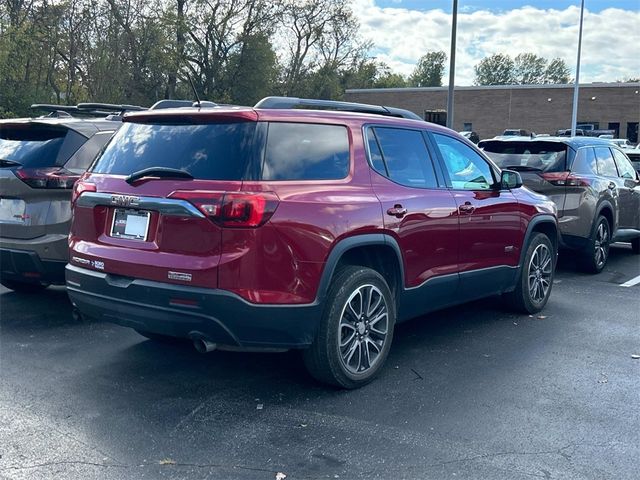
[446,0,458,129]
[570,0,585,136]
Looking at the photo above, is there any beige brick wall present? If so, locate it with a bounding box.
[345,83,640,142]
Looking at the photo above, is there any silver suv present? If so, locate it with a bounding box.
[0,104,137,292]
[480,137,640,272]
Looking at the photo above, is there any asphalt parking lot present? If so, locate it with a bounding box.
[1,245,639,480]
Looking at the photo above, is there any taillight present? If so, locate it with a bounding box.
[71,180,97,205]
[15,167,81,189]
[169,190,279,228]
[540,172,591,187]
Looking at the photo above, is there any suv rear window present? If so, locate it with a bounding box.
[0,126,67,167]
[262,123,349,180]
[91,121,258,180]
[481,140,567,173]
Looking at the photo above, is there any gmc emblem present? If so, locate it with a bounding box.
[111,194,140,207]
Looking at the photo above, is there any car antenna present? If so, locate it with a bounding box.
[186,73,201,108]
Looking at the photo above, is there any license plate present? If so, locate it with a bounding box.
[0,198,26,223]
[110,209,150,240]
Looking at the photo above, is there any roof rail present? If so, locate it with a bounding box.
[77,103,147,114]
[254,96,422,121]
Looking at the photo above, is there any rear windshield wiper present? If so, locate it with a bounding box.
[0,159,22,168]
[125,167,194,184]
[502,165,543,172]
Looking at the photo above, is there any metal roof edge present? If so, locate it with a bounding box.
[345,82,640,94]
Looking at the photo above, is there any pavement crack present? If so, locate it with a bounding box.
[0,460,127,472]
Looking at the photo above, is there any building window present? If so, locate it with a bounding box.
[463,123,472,131]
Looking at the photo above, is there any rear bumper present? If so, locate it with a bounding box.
[0,247,66,284]
[65,264,321,349]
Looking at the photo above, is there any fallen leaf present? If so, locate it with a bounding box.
[159,459,176,465]
[256,404,264,410]
[275,473,287,480]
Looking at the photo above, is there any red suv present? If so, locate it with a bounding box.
[66,97,558,388]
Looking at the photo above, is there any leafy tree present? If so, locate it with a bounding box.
[408,51,446,87]
[474,53,515,85]
[544,57,571,84]
[514,53,547,84]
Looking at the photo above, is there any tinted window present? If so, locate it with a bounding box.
[434,133,495,190]
[371,127,437,188]
[0,126,66,167]
[571,147,597,174]
[481,140,567,173]
[92,121,257,180]
[594,147,618,177]
[262,123,349,180]
[66,131,115,172]
[366,129,386,175]
[612,149,637,179]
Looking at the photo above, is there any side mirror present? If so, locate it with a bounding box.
[501,169,523,189]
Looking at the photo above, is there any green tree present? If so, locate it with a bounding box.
[228,32,278,105]
[408,51,446,87]
[513,53,547,84]
[544,57,571,84]
[474,53,515,85]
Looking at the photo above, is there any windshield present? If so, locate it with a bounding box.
[0,126,67,167]
[91,121,258,180]
[481,141,568,173]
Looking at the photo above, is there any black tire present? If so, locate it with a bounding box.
[0,279,48,293]
[580,215,611,274]
[135,330,184,344]
[631,237,640,255]
[303,266,396,389]
[505,232,555,314]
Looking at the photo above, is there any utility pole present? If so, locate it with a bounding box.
[571,0,585,137]
[446,0,458,129]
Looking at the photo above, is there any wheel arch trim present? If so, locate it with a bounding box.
[314,234,405,303]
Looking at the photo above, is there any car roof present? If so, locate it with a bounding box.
[480,136,619,148]
[0,115,120,137]
[123,106,445,131]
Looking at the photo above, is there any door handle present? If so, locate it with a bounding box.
[387,204,407,218]
[459,202,475,214]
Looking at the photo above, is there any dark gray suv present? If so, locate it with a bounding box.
[0,105,134,292]
[480,136,640,272]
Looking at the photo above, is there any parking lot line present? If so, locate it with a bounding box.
[620,274,640,288]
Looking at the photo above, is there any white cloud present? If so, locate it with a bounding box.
[352,1,640,85]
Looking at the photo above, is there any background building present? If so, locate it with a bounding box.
[345,82,640,142]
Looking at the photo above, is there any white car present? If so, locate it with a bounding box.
[609,138,635,150]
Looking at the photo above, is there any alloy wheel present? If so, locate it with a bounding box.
[527,243,553,304]
[594,220,610,269]
[338,284,389,375]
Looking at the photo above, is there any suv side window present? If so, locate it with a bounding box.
[594,147,619,177]
[367,127,438,189]
[433,133,495,190]
[262,123,349,181]
[571,147,597,174]
[611,149,637,180]
[65,131,115,172]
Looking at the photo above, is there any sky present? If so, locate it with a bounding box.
[350,0,640,85]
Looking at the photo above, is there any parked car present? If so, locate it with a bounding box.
[503,128,530,137]
[67,96,559,388]
[0,103,144,292]
[459,130,480,144]
[609,138,635,150]
[626,144,640,173]
[479,136,640,272]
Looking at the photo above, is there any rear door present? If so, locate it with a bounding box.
[611,148,640,230]
[71,118,261,289]
[366,126,460,316]
[431,133,521,300]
